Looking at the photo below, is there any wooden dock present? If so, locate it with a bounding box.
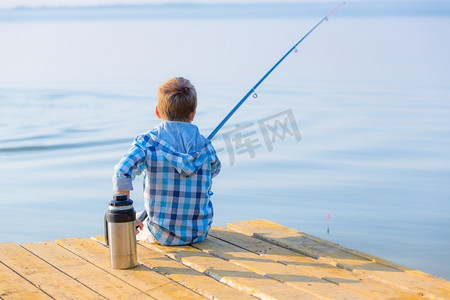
[1,220,449,299]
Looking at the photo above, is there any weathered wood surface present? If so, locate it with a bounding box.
[0,219,449,300]
[228,220,450,299]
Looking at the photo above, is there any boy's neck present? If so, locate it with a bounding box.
[164,119,192,124]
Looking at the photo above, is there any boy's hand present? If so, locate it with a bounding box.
[135,219,144,234]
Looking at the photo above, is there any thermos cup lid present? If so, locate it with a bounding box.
[110,193,133,207]
[113,194,128,201]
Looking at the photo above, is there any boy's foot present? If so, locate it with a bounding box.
[136,211,156,243]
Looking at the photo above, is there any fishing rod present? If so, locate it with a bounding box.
[136,2,345,224]
[207,1,345,140]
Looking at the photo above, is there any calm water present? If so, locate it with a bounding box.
[1,2,449,279]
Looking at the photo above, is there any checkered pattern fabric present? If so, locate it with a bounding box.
[113,122,221,246]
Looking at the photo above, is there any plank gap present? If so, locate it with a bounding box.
[227,220,450,299]
[19,244,107,299]
[0,260,55,300]
[91,237,207,299]
[195,235,368,299]
[57,241,162,298]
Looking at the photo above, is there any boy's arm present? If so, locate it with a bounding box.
[113,139,147,193]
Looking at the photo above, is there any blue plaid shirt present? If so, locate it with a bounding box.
[113,121,221,245]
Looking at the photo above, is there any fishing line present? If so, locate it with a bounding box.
[207,1,345,140]
[136,2,345,223]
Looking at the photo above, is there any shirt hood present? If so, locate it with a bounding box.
[144,121,211,177]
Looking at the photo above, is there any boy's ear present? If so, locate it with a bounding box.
[155,106,161,119]
[189,109,196,121]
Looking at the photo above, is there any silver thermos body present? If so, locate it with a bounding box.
[104,194,138,269]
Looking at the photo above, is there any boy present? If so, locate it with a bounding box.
[113,77,221,245]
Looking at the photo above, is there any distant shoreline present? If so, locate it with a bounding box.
[1,2,450,22]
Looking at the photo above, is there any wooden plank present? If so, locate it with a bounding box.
[136,247,256,300]
[324,238,450,283]
[0,242,104,299]
[139,239,319,300]
[56,237,203,300]
[209,226,424,299]
[0,261,51,300]
[228,220,450,299]
[240,220,447,282]
[22,241,151,300]
[230,220,368,262]
[92,236,255,300]
[193,234,374,300]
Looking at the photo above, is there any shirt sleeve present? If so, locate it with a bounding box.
[112,138,147,192]
[208,142,221,178]
[211,157,221,178]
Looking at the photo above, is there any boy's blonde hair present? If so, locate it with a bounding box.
[157,77,197,122]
